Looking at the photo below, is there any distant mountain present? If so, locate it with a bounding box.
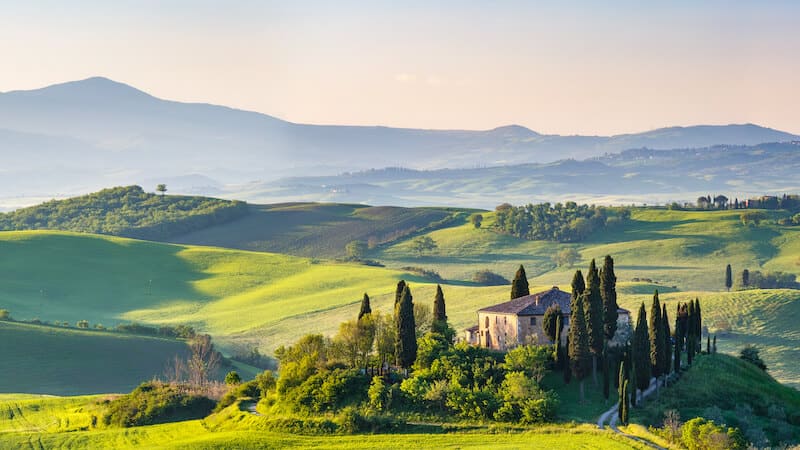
[0,76,797,207]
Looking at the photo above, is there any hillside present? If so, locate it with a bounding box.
[170,202,465,257]
[0,321,188,395]
[0,185,248,240]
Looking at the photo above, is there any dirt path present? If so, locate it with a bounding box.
[242,401,262,416]
[596,377,666,450]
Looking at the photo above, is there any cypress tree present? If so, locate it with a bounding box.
[742,269,750,287]
[395,285,417,369]
[633,302,651,401]
[674,329,681,373]
[394,280,406,308]
[584,259,604,386]
[621,380,630,424]
[662,303,672,379]
[617,359,626,422]
[569,296,591,402]
[695,299,703,346]
[713,335,717,354]
[725,264,733,291]
[571,270,585,305]
[432,284,448,334]
[358,293,372,320]
[563,333,571,384]
[554,314,563,368]
[600,255,619,341]
[687,301,696,365]
[510,265,530,299]
[543,303,563,344]
[602,345,610,400]
[649,291,665,390]
[707,335,711,354]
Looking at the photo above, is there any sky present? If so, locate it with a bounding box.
[1,0,798,135]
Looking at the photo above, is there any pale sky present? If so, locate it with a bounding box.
[1,0,798,135]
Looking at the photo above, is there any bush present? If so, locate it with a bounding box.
[255,370,276,397]
[290,369,369,413]
[214,380,260,412]
[0,309,11,321]
[400,266,443,282]
[680,417,747,450]
[102,382,215,427]
[224,371,241,385]
[739,345,767,371]
[472,270,509,286]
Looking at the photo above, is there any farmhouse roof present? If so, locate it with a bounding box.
[478,287,630,316]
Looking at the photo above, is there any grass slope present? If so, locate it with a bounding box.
[0,322,187,395]
[170,202,462,258]
[0,396,645,449]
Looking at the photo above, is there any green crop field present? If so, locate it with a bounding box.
[0,395,645,449]
[0,321,188,395]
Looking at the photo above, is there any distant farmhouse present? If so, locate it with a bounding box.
[465,287,630,350]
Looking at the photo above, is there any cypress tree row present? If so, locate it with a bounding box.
[395,285,417,369]
[633,302,651,402]
[662,303,672,380]
[649,291,666,392]
[510,265,530,299]
[358,293,372,320]
[600,255,619,341]
[569,296,591,402]
[584,259,604,386]
[432,284,448,334]
[687,301,696,365]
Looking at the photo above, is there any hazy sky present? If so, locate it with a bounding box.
[1,1,798,135]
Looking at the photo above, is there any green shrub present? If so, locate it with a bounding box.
[214,380,260,412]
[680,417,747,450]
[102,382,214,427]
[291,369,368,413]
[224,371,241,385]
[472,270,509,286]
[0,309,10,321]
[739,345,767,371]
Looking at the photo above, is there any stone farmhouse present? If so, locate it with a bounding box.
[464,287,630,351]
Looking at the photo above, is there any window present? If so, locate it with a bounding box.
[504,317,507,325]
[530,317,536,326]
[485,316,489,328]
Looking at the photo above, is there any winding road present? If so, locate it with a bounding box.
[596,377,666,449]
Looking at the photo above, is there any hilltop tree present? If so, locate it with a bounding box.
[632,303,651,402]
[358,293,371,320]
[741,269,750,287]
[662,303,672,380]
[584,259,604,385]
[568,294,591,402]
[511,265,530,299]
[410,235,437,256]
[600,255,619,341]
[649,292,666,393]
[725,264,733,291]
[156,184,167,196]
[395,285,417,369]
[542,303,564,344]
[469,213,483,229]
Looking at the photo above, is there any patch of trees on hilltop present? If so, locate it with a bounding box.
[493,202,631,242]
[0,185,249,240]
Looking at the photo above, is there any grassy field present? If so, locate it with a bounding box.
[170,202,463,258]
[0,395,646,449]
[0,321,188,395]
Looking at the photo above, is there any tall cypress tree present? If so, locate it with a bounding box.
[554,314,563,369]
[662,303,672,379]
[600,255,619,341]
[395,285,417,369]
[569,296,591,402]
[584,259,604,386]
[571,270,585,305]
[602,344,610,400]
[695,299,703,347]
[713,335,717,354]
[617,359,627,422]
[394,280,406,308]
[725,264,733,291]
[621,380,630,424]
[563,333,572,384]
[432,284,447,334]
[358,293,372,320]
[633,302,651,401]
[649,292,665,393]
[687,301,696,365]
[510,265,530,299]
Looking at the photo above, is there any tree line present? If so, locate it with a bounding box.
[493,202,631,242]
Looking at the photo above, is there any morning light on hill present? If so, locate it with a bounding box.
[0,2,798,449]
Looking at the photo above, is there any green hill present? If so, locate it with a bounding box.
[169,202,466,258]
[0,185,248,240]
[0,321,188,395]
